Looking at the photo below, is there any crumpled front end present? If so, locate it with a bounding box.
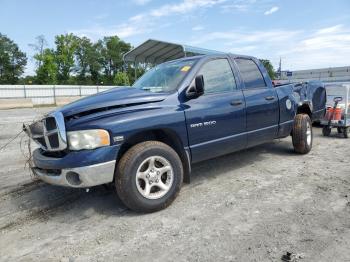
[24,111,118,188]
[24,111,67,152]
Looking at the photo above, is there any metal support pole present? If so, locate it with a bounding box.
[123,62,127,86]
[97,85,99,93]
[23,85,26,98]
[79,86,82,96]
[53,85,56,105]
[134,62,137,81]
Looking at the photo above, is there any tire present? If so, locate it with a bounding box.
[344,127,349,138]
[337,127,342,134]
[292,114,313,154]
[115,141,183,213]
[322,126,331,137]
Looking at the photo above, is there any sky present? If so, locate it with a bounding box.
[1,0,350,75]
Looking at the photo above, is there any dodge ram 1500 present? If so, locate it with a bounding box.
[24,54,326,212]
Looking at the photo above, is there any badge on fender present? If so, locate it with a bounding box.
[286,99,292,110]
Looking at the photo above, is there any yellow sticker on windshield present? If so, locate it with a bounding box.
[181,66,191,72]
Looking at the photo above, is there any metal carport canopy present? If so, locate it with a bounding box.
[123,39,222,64]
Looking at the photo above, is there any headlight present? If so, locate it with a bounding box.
[67,129,110,150]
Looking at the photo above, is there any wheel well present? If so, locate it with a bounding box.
[117,129,191,183]
[297,104,312,119]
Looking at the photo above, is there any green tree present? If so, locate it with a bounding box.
[29,35,47,68]
[98,36,131,84]
[18,75,36,85]
[34,48,57,84]
[125,64,145,85]
[55,33,78,84]
[260,59,276,80]
[75,37,102,84]
[89,42,104,84]
[113,71,130,86]
[0,33,27,84]
[28,33,136,85]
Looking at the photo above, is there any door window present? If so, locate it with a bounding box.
[198,59,236,94]
[235,58,266,89]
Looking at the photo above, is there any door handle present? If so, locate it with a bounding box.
[230,100,243,106]
[265,96,275,101]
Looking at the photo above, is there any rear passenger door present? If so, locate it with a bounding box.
[184,58,246,163]
[234,58,279,147]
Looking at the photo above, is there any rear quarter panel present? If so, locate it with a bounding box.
[309,81,326,120]
[293,81,326,121]
[275,84,297,138]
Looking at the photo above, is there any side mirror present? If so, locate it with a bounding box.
[186,75,205,99]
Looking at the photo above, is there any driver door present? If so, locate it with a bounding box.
[183,58,246,163]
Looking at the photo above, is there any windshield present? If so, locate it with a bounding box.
[133,59,198,93]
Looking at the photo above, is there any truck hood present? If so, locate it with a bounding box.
[58,87,168,117]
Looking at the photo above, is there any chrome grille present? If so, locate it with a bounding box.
[26,111,67,151]
[45,117,57,131]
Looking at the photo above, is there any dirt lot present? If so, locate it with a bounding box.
[0,107,349,262]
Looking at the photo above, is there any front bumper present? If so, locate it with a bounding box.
[24,111,119,188]
[32,160,116,188]
[31,145,119,188]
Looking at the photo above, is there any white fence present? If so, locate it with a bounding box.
[0,85,122,105]
[280,66,350,83]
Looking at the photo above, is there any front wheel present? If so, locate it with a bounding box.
[115,141,183,213]
[292,114,313,154]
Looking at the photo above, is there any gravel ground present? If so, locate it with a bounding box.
[0,107,349,262]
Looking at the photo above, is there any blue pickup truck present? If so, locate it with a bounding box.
[24,54,326,212]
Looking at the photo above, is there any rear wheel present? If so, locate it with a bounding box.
[344,127,349,138]
[322,126,331,136]
[337,127,342,134]
[115,141,183,213]
[292,114,313,154]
